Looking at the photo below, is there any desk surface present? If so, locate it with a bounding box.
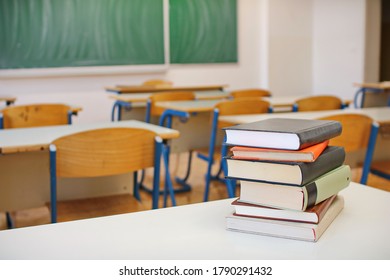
[354,82,390,90]
[0,120,179,154]
[109,91,230,103]
[110,94,350,110]
[0,96,16,105]
[154,96,318,113]
[219,107,390,126]
[0,182,388,260]
[106,84,228,94]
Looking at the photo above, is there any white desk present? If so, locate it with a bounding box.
[0,182,388,260]
[109,94,324,123]
[0,120,179,211]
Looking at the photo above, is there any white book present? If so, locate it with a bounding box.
[226,195,344,242]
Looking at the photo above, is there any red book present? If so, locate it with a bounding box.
[231,195,337,224]
[230,140,329,162]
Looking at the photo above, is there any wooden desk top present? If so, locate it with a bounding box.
[106,84,228,94]
[0,120,180,154]
[219,107,390,126]
[109,91,229,103]
[354,82,390,90]
[110,94,351,111]
[150,96,314,113]
[0,182,388,259]
[0,96,17,105]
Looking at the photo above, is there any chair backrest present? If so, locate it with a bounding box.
[294,95,343,112]
[51,128,159,178]
[142,79,173,88]
[215,99,271,128]
[230,89,271,99]
[147,91,196,118]
[318,113,376,185]
[1,104,71,129]
[318,113,373,153]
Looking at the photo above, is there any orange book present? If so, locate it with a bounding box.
[230,140,329,162]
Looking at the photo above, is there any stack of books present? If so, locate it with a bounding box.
[223,118,351,242]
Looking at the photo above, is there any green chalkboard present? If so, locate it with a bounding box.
[169,0,237,64]
[0,0,165,69]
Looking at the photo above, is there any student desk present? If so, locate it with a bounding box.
[109,94,319,122]
[0,96,16,106]
[106,84,228,94]
[0,182,388,260]
[353,82,390,108]
[108,91,230,121]
[0,120,179,211]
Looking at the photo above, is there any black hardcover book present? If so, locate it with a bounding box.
[223,118,342,150]
[226,146,346,186]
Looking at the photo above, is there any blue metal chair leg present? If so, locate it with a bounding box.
[175,151,193,191]
[133,171,141,201]
[221,140,236,198]
[6,212,14,229]
[360,123,379,184]
[162,144,176,207]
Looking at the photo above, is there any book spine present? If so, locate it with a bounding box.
[303,165,351,210]
[299,146,345,185]
[297,122,342,149]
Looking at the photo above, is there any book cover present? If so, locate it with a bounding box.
[230,140,329,162]
[232,195,337,224]
[226,195,344,242]
[226,146,345,186]
[223,118,342,150]
[237,165,351,211]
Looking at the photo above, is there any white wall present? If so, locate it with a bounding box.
[267,0,313,96]
[312,0,367,100]
[0,0,379,123]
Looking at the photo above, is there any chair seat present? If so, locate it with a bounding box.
[50,194,147,222]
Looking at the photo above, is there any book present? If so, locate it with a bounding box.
[232,195,337,224]
[237,165,351,211]
[226,195,344,242]
[226,146,345,186]
[223,118,342,150]
[230,140,329,162]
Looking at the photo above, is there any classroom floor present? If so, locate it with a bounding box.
[1,152,390,230]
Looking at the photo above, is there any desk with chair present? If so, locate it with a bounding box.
[0,182,388,259]
[0,120,179,217]
[353,82,390,108]
[108,91,230,122]
[106,84,228,94]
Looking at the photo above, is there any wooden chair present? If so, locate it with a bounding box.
[293,95,344,112]
[145,91,196,123]
[230,88,271,99]
[0,103,73,129]
[197,99,272,201]
[0,103,74,228]
[49,127,163,223]
[318,113,379,184]
[142,79,173,88]
[143,91,195,198]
